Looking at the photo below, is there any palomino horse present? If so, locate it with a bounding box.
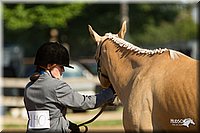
[88,21,199,132]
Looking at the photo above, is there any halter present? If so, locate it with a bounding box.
[96,38,110,80]
[76,36,116,133]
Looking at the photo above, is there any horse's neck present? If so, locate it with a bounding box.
[106,45,151,99]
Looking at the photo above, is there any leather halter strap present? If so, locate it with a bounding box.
[96,38,109,80]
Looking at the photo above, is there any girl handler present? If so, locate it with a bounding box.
[24,42,115,133]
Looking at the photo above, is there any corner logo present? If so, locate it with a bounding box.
[170,118,195,128]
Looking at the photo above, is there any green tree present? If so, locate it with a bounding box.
[3,3,197,58]
[4,4,85,30]
[3,3,85,56]
[132,5,197,46]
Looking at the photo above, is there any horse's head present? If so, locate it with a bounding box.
[88,21,127,88]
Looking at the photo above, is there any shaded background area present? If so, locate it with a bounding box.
[3,3,198,58]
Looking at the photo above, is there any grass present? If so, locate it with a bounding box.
[3,119,122,129]
[3,107,123,131]
[3,124,26,129]
[82,120,122,127]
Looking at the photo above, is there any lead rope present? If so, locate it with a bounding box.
[77,103,108,133]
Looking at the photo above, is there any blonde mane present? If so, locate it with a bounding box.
[105,33,181,60]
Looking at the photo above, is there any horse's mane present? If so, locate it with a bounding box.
[105,33,181,60]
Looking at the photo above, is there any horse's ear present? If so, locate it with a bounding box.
[118,21,127,39]
[88,25,102,45]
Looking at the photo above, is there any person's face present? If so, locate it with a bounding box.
[47,64,65,79]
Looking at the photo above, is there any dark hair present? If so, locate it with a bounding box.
[30,66,46,82]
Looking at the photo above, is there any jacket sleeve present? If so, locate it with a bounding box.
[55,81,115,110]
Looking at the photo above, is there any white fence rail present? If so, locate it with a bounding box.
[1,77,100,107]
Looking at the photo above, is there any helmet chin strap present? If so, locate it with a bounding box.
[47,70,57,79]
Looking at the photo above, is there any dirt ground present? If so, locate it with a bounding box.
[1,107,124,133]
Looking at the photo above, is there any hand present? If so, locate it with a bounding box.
[69,121,81,133]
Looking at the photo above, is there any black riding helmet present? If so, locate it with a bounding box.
[34,42,73,68]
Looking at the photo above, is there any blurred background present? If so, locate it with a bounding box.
[0,0,199,132]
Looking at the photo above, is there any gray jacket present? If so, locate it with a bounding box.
[24,72,114,133]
